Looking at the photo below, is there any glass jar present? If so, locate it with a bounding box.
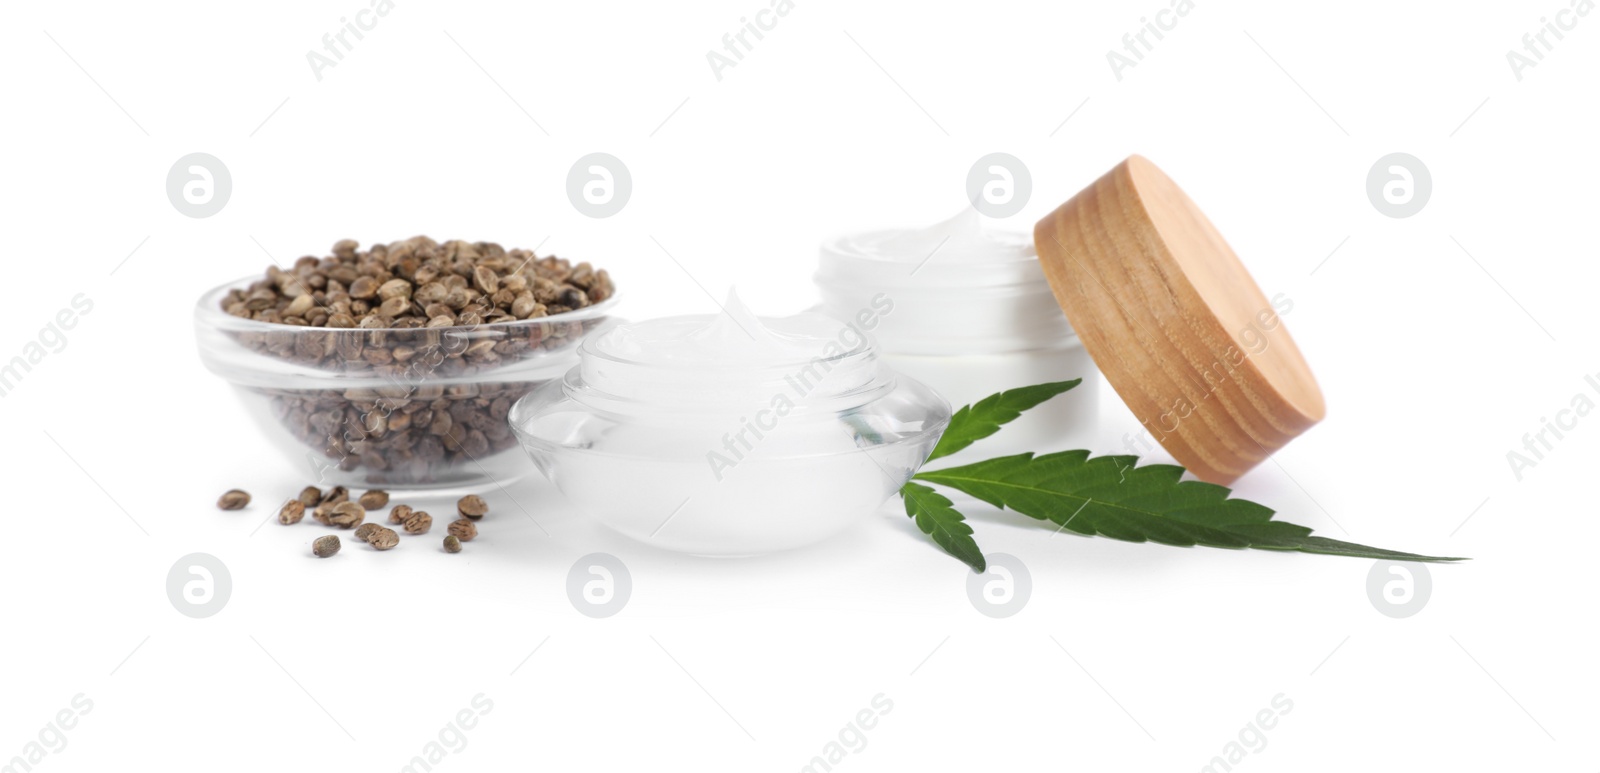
[509,293,950,555]
[194,276,617,491]
[816,209,1100,457]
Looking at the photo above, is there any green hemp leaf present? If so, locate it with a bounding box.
[901,482,985,572]
[924,379,1080,462]
[900,383,1464,571]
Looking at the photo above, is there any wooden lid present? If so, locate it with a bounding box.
[1033,155,1324,484]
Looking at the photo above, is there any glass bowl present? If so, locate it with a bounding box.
[194,276,619,491]
[508,307,952,556]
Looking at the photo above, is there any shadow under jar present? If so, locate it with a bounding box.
[195,279,618,491]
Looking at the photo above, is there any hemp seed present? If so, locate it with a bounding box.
[388,504,413,524]
[402,511,434,534]
[321,486,350,506]
[457,495,489,520]
[443,535,462,553]
[447,518,478,542]
[353,522,383,543]
[313,535,340,558]
[217,489,251,510]
[279,500,306,525]
[219,237,616,487]
[297,486,322,508]
[329,501,366,529]
[358,490,390,510]
[369,527,400,551]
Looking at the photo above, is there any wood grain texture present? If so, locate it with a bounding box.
[1033,155,1324,484]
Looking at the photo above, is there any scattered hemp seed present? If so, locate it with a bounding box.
[279,500,306,525]
[312,501,337,526]
[402,511,434,535]
[388,504,413,525]
[329,501,366,528]
[321,486,350,506]
[369,528,400,551]
[217,489,251,510]
[313,535,341,558]
[353,523,383,543]
[358,490,390,510]
[457,495,489,520]
[298,486,322,508]
[447,518,478,542]
[443,535,462,553]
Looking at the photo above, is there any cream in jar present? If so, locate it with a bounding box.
[815,209,1100,457]
[509,292,949,555]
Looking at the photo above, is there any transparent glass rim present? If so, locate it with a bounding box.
[817,231,1047,291]
[575,310,878,375]
[508,372,952,463]
[560,364,898,417]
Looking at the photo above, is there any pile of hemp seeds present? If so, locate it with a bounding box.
[219,236,615,486]
[216,487,488,558]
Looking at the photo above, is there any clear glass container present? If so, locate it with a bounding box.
[194,276,618,491]
[508,299,951,555]
[816,209,1100,457]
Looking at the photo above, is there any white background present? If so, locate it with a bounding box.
[1,0,1596,770]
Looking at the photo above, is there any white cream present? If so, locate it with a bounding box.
[580,290,880,410]
[593,290,850,365]
[816,210,1101,459]
[838,208,1037,266]
[508,291,951,556]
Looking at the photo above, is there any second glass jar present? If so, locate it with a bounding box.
[815,209,1100,458]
